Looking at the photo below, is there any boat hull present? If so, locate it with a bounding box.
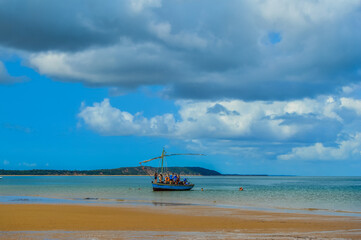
[152,183,194,191]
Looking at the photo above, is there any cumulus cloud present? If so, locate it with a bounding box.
[78,95,360,142]
[78,99,176,136]
[78,95,361,161]
[340,98,361,115]
[1,0,361,100]
[29,40,184,87]
[278,133,361,161]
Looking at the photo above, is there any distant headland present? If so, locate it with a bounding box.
[0,166,268,176]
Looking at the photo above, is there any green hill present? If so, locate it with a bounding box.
[0,166,221,176]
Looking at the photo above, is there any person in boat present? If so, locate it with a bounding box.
[183,178,188,185]
[178,175,183,185]
[176,174,182,184]
[172,172,176,183]
[154,172,158,183]
[169,173,173,183]
[172,174,177,183]
[158,174,163,183]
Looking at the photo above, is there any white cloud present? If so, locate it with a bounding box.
[340,98,361,115]
[29,52,76,79]
[78,95,357,141]
[78,94,361,161]
[175,100,295,140]
[278,133,361,161]
[3,160,10,166]
[78,99,176,136]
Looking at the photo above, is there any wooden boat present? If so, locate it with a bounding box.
[152,182,194,191]
[140,148,204,191]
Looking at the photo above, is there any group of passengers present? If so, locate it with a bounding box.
[153,172,189,185]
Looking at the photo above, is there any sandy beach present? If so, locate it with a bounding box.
[1,203,360,239]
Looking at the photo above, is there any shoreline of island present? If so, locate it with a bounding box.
[0,174,271,177]
[0,166,272,176]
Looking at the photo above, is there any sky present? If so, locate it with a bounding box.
[1,0,361,175]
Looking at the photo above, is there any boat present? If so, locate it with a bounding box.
[139,148,204,191]
[152,182,194,191]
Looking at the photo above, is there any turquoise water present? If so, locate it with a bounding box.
[0,176,360,215]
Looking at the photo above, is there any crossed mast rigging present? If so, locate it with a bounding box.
[139,148,205,174]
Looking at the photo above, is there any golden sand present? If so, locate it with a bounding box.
[1,204,360,238]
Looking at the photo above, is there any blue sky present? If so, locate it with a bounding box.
[1,0,361,175]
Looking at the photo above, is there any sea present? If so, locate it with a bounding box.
[0,176,360,216]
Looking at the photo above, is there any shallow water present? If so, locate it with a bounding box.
[0,176,360,215]
[1,230,360,240]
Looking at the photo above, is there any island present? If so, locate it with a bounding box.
[0,166,223,176]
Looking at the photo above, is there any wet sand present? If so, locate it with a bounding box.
[0,204,360,239]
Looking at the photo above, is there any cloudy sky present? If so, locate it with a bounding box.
[1,0,361,175]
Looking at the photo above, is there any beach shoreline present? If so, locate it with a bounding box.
[1,203,361,239]
[1,176,360,239]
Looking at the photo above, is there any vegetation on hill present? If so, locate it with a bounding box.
[0,166,222,176]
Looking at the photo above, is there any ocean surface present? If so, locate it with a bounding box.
[0,176,360,216]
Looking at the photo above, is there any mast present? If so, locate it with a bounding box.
[139,149,205,167]
[161,147,165,174]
